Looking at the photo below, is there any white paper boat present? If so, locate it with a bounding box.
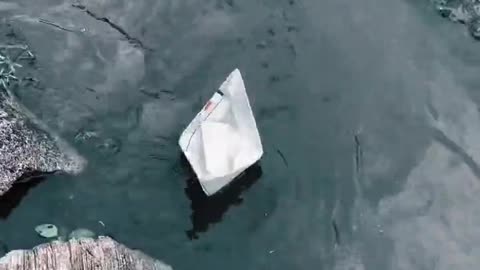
[179,69,263,196]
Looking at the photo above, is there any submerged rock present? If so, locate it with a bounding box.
[68,228,96,240]
[34,224,58,239]
[0,94,86,196]
[0,236,172,270]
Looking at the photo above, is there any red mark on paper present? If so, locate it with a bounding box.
[204,101,214,113]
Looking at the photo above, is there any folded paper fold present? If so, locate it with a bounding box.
[179,69,263,196]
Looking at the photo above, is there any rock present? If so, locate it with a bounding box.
[468,17,480,39]
[433,0,480,39]
[0,236,172,270]
[68,228,96,240]
[0,93,86,196]
[34,224,58,239]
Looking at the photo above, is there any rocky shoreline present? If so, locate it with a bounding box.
[0,237,172,270]
[0,46,171,269]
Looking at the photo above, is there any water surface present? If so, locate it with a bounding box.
[1,0,480,269]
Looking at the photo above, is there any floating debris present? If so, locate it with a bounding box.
[35,224,58,238]
[376,224,384,234]
[276,148,289,168]
[354,132,362,176]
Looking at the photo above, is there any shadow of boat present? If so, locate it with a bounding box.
[180,155,263,239]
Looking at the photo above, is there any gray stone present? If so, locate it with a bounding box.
[0,93,86,196]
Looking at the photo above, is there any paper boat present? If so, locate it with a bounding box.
[179,69,263,196]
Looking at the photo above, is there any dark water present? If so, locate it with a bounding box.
[1,0,480,269]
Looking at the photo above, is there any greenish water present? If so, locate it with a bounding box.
[1,0,480,269]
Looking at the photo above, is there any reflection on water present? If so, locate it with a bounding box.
[181,155,263,239]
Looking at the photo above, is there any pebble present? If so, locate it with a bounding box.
[35,224,58,238]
